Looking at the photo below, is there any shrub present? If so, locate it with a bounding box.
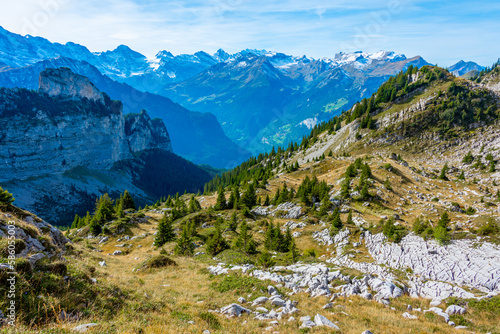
[136,255,177,271]
[257,251,275,268]
[211,274,267,294]
[304,248,317,258]
[383,218,407,243]
[0,238,26,257]
[477,218,499,236]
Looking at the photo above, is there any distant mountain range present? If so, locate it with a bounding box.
[0,26,485,156]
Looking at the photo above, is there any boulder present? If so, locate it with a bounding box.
[314,314,340,330]
[220,304,251,317]
[252,297,269,305]
[445,305,466,315]
[402,312,417,320]
[424,307,450,322]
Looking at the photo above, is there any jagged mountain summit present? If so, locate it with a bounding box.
[0,68,211,224]
[448,60,485,77]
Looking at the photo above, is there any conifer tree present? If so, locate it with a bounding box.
[434,211,451,245]
[228,212,238,231]
[188,195,201,213]
[94,194,114,223]
[121,190,136,210]
[264,194,270,206]
[0,186,14,204]
[242,182,257,209]
[116,201,125,218]
[330,208,342,236]
[438,163,449,181]
[175,224,194,256]
[206,217,229,256]
[287,238,300,263]
[457,170,465,181]
[154,214,175,247]
[71,214,80,229]
[340,176,351,199]
[214,186,227,211]
[89,218,102,236]
[346,209,353,225]
[233,220,257,254]
[319,193,331,216]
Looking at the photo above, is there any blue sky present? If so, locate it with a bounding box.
[1,0,500,66]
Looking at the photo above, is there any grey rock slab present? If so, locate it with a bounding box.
[300,320,317,328]
[402,312,418,319]
[252,296,269,305]
[73,323,99,333]
[220,304,251,317]
[314,314,340,330]
[445,305,466,315]
[424,307,450,322]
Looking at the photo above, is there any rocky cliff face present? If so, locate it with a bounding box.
[0,68,171,183]
[39,67,104,103]
[125,111,172,153]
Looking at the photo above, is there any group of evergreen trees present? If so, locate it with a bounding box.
[296,176,330,207]
[341,158,373,201]
[70,190,136,234]
[214,183,257,211]
[412,211,451,245]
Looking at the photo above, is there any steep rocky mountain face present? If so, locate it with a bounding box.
[0,57,250,168]
[0,27,430,155]
[0,68,211,225]
[448,60,484,77]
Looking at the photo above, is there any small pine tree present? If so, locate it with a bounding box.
[121,190,136,210]
[228,212,238,231]
[287,238,300,264]
[0,186,14,204]
[116,201,125,218]
[330,208,342,236]
[174,224,194,256]
[263,194,270,206]
[340,176,351,199]
[188,195,201,213]
[214,186,227,211]
[71,214,80,229]
[154,214,175,247]
[233,220,257,254]
[257,251,275,268]
[89,218,102,236]
[346,209,353,225]
[438,163,449,181]
[457,170,465,181]
[489,160,496,173]
[384,177,393,190]
[242,183,257,209]
[462,151,474,164]
[434,211,450,245]
[318,193,331,216]
[206,217,229,256]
